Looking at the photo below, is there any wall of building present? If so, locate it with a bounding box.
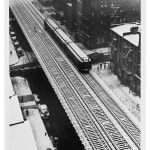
[110,30,141,96]
[51,0,140,49]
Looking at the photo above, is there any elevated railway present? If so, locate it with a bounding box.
[9,0,140,149]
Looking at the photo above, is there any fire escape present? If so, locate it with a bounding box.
[122,27,141,81]
[110,3,120,26]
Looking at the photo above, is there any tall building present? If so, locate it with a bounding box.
[73,0,112,49]
[110,23,141,96]
[52,0,140,49]
[72,0,140,49]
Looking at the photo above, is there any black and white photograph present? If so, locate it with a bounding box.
[6,0,145,150]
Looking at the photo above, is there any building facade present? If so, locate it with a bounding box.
[52,0,140,49]
[110,23,141,96]
[73,0,112,49]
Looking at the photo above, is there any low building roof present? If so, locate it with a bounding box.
[9,95,24,126]
[9,120,38,150]
[8,75,15,97]
[111,23,140,47]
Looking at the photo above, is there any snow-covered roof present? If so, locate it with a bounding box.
[9,95,24,126]
[111,23,141,47]
[9,120,38,150]
[8,75,15,97]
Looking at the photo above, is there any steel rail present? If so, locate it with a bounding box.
[10,1,110,149]
[24,1,140,148]
[9,0,140,149]
[19,2,135,149]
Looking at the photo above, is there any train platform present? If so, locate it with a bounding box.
[9,37,19,66]
[91,65,140,122]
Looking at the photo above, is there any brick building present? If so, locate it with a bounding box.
[68,0,140,49]
[110,23,141,96]
[72,0,112,49]
[52,0,140,49]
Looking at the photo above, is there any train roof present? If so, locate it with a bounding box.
[68,42,89,60]
[46,18,59,30]
[55,28,72,43]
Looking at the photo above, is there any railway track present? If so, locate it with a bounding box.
[10,0,140,150]
[82,74,140,145]
[10,2,111,149]
[23,1,141,148]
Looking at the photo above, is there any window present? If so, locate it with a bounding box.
[128,62,132,71]
[122,58,125,66]
[101,11,104,15]
[111,4,114,7]
[117,53,120,62]
[92,12,94,17]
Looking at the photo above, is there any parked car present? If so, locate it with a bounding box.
[10,31,15,36]
[16,47,24,57]
[11,36,17,42]
[38,104,50,119]
[14,41,19,49]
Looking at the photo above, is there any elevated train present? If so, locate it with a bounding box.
[44,18,91,73]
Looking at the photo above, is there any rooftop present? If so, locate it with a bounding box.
[9,120,38,150]
[111,23,141,47]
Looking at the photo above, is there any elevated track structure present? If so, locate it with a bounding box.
[9,0,140,149]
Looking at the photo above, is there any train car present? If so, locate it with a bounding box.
[54,27,91,72]
[54,28,72,45]
[44,18,59,37]
[44,18,91,72]
[66,42,91,72]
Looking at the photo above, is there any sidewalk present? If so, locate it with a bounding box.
[23,107,55,150]
[92,64,140,121]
